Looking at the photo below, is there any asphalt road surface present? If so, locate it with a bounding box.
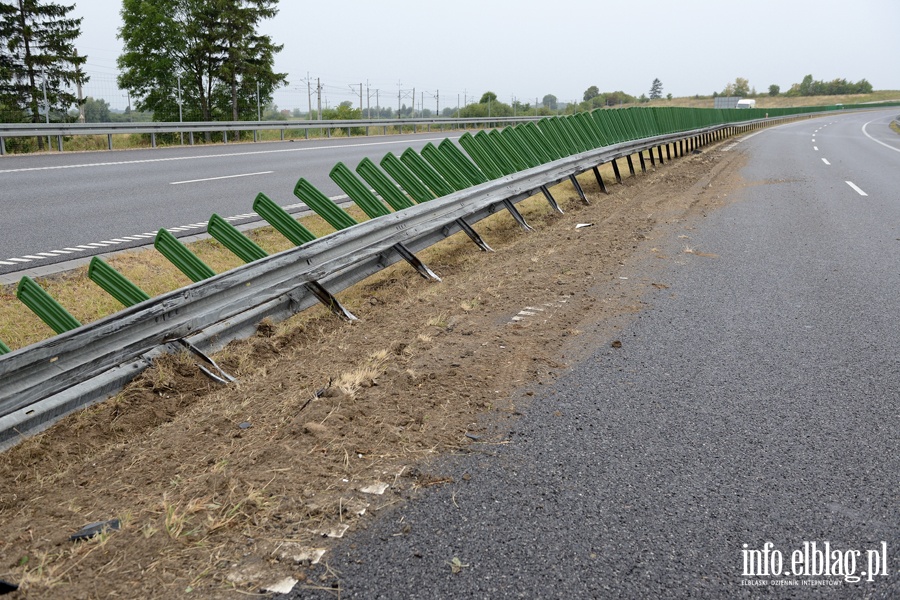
[0,131,460,275]
[281,110,900,598]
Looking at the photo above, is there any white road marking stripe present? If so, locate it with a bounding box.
[63,247,84,252]
[36,252,59,257]
[48,250,73,254]
[821,158,831,165]
[862,119,900,153]
[170,171,274,185]
[7,257,31,262]
[813,146,818,151]
[845,181,868,196]
[75,245,96,249]
[100,240,123,244]
[0,260,16,266]
[22,255,44,259]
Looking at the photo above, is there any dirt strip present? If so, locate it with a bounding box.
[0,140,748,599]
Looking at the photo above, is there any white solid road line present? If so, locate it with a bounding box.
[862,119,900,154]
[821,158,831,165]
[170,171,274,185]
[845,181,868,196]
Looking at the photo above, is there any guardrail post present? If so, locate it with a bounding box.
[611,159,623,183]
[189,132,194,145]
[1,136,5,155]
[56,135,63,152]
[626,155,636,176]
[151,132,156,148]
[592,166,609,194]
[666,144,672,161]
[656,146,664,164]
[638,151,647,172]
[223,130,228,143]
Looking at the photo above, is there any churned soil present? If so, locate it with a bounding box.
[0,139,747,599]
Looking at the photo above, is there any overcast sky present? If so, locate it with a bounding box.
[71,0,900,112]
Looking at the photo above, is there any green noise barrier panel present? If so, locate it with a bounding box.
[437,139,489,186]
[400,148,457,197]
[154,228,216,283]
[208,213,268,263]
[458,132,506,180]
[87,257,151,308]
[330,162,392,219]
[380,153,436,203]
[0,339,10,355]
[293,178,358,231]
[252,193,317,246]
[476,130,518,175]
[356,158,415,211]
[420,143,471,192]
[488,129,529,172]
[16,276,82,334]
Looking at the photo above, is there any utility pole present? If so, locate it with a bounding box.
[256,81,261,121]
[412,87,416,118]
[317,77,322,119]
[359,83,363,113]
[177,74,184,144]
[397,80,402,119]
[435,90,439,117]
[307,72,312,120]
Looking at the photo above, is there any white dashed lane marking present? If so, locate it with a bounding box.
[845,181,868,197]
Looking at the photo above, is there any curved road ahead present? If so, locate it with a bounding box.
[283,109,900,598]
[0,131,460,276]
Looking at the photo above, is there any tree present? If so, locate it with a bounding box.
[768,84,780,96]
[0,0,88,148]
[722,77,750,97]
[542,93,557,110]
[479,91,497,104]
[117,0,287,126]
[81,96,111,122]
[649,78,663,100]
[583,85,599,102]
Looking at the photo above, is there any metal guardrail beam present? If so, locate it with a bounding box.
[0,115,795,447]
[0,116,540,139]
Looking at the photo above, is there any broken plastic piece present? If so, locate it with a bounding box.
[238,421,252,430]
[575,223,594,229]
[70,519,120,541]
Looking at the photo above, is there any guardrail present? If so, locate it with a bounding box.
[0,116,541,154]
[0,104,864,448]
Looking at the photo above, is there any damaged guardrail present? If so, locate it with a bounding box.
[0,109,805,448]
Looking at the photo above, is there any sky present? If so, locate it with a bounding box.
[70,0,900,112]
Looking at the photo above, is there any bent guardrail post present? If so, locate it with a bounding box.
[296,176,441,282]
[87,257,151,308]
[208,212,356,321]
[370,155,492,252]
[16,277,82,335]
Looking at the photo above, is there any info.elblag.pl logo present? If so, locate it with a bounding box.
[740,541,890,586]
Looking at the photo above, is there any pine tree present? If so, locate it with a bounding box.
[0,0,87,148]
[649,78,663,100]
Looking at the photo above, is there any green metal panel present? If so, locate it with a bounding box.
[575,112,604,148]
[592,110,622,144]
[208,213,268,263]
[380,153,436,204]
[252,192,317,246]
[523,122,562,161]
[88,256,151,308]
[294,178,358,230]
[458,132,506,179]
[438,138,489,185]
[0,338,9,355]
[154,228,216,283]
[16,276,82,334]
[501,126,549,165]
[482,130,524,173]
[330,162,391,219]
[400,148,457,197]
[537,118,569,156]
[356,158,415,211]
[420,143,470,191]
[500,127,540,168]
[562,115,591,152]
